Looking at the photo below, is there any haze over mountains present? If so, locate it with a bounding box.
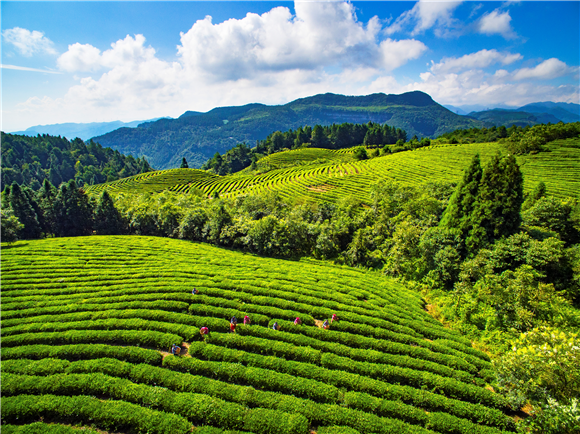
[10,119,165,141]
[9,92,580,170]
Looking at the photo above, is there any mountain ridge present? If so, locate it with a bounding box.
[92,91,480,170]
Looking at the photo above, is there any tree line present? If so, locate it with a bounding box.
[1,133,153,191]
[439,121,580,155]
[202,122,408,175]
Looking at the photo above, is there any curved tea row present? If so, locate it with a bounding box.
[1,236,515,434]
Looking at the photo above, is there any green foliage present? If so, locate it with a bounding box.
[180,157,189,168]
[353,146,369,160]
[1,208,23,243]
[1,132,153,190]
[466,153,524,252]
[496,327,580,407]
[94,190,125,235]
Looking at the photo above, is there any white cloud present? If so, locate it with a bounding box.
[431,49,522,73]
[385,0,463,37]
[177,2,425,81]
[512,58,571,81]
[477,9,515,39]
[57,35,158,73]
[2,27,57,57]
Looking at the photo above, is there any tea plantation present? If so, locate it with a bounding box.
[1,236,516,434]
[85,139,580,203]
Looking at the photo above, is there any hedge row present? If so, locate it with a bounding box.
[2,318,200,341]
[320,353,505,409]
[238,323,477,374]
[1,357,509,434]
[163,354,340,403]
[0,344,163,365]
[1,423,101,434]
[206,332,322,365]
[2,373,309,434]
[343,392,510,434]
[1,300,189,320]
[186,342,515,430]
[328,320,490,365]
[258,319,476,381]
[203,332,505,410]
[188,304,271,326]
[1,329,183,351]
[194,285,469,345]
[163,357,437,434]
[1,291,191,312]
[1,394,191,434]
[189,295,315,326]
[0,308,222,330]
[196,284,419,332]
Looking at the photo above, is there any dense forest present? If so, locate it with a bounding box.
[1,133,153,190]
[202,121,409,175]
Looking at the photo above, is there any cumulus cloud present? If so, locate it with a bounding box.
[477,9,516,39]
[385,0,463,37]
[512,58,572,81]
[2,27,57,57]
[392,68,579,107]
[57,35,158,72]
[177,2,425,81]
[431,49,522,73]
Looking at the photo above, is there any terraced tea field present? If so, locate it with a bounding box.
[1,236,516,434]
[86,140,580,203]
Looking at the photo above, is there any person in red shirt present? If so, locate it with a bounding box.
[294,317,302,325]
[331,313,338,323]
[200,327,209,337]
[243,315,250,325]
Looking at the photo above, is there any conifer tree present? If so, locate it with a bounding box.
[180,157,189,169]
[466,153,524,252]
[9,182,42,239]
[94,190,125,235]
[56,180,93,237]
[37,179,59,235]
[439,154,483,240]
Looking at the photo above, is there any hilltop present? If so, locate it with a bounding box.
[92,91,482,170]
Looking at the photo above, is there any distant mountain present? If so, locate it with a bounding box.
[10,118,166,141]
[93,91,482,169]
[468,107,572,127]
[443,105,469,116]
[517,102,580,123]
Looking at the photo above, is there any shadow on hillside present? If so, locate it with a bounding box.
[1,242,28,250]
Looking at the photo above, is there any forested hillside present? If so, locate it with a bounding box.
[93,91,481,170]
[1,133,153,190]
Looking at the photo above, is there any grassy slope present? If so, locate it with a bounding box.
[86,139,580,202]
[1,236,514,434]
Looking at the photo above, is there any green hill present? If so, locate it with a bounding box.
[1,235,515,434]
[92,91,482,170]
[467,109,561,127]
[86,138,580,201]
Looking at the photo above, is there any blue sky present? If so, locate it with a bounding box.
[2,1,579,131]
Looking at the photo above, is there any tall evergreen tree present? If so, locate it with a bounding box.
[94,190,125,235]
[56,180,93,237]
[466,153,524,252]
[9,182,42,239]
[180,157,189,169]
[37,179,59,235]
[440,154,483,243]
